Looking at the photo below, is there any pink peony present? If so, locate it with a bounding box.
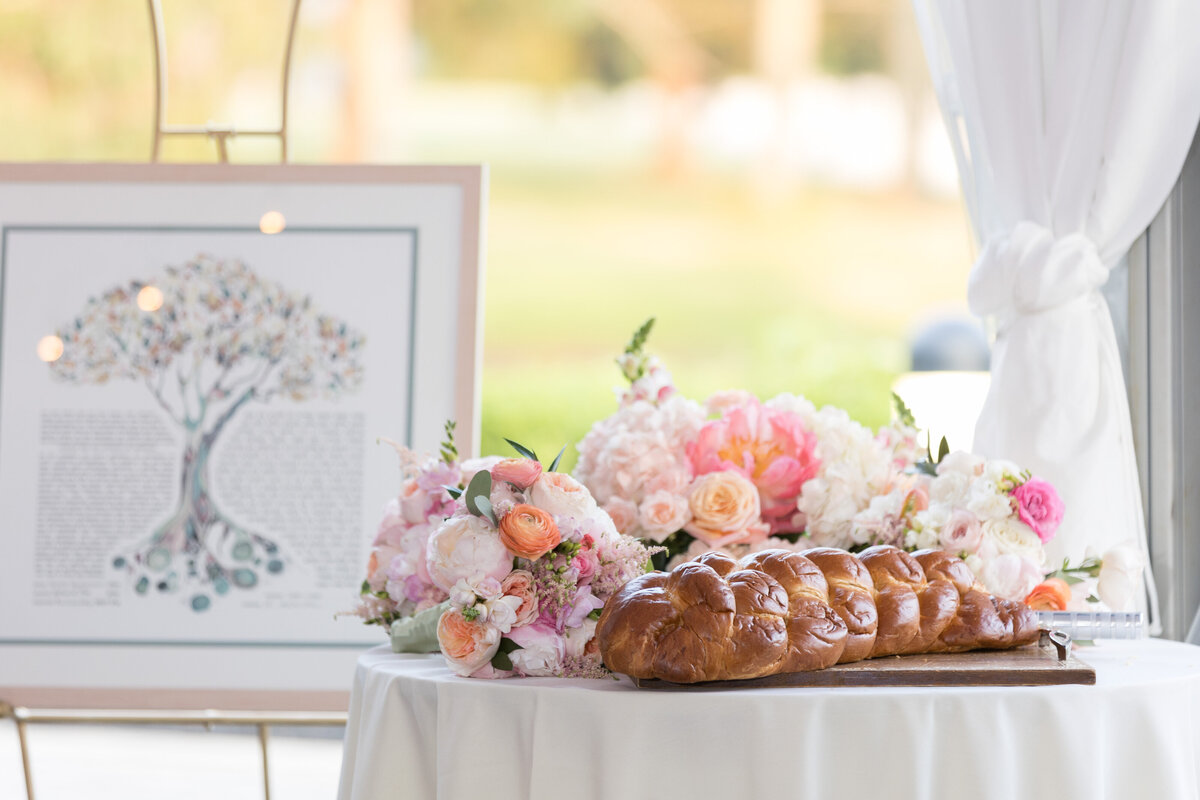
[373,499,407,547]
[687,397,819,531]
[492,457,543,490]
[1010,478,1064,543]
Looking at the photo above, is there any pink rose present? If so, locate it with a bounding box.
[437,608,501,676]
[683,471,770,548]
[938,509,983,554]
[529,472,598,520]
[601,497,639,535]
[1011,478,1064,543]
[491,458,543,490]
[500,569,540,627]
[637,490,692,543]
[572,548,599,582]
[687,398,819,531]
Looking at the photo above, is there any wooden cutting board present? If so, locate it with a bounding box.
[629,643,1095,689]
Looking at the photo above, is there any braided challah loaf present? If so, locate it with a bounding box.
[596,545,1039,683]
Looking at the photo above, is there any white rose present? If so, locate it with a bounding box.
[1097,545,1144,611]
[967,480,1014,521]
[425,515,513,594]
[638,490,692,543]
[983,517,1044,565]
[983,458,1024,485]
[980,554,1042,600]
[529,472,598,521]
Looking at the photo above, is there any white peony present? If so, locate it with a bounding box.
[980,554,1043,600]
[425,515,513,594]
[1097,545,1144,611]
[929,471,971,509]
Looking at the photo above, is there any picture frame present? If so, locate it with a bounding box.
[0,164,485,709]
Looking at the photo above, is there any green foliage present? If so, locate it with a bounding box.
[892,392,917,428]
[440,420,459,465]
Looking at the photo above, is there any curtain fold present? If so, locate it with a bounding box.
[912,0,1200,619]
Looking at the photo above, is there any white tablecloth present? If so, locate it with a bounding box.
[337,639,1200,800]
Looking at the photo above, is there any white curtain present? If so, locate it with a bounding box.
[912,1,1200,617]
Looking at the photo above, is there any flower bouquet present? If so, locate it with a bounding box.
[571,320,1144,609]
[350,425,659,679]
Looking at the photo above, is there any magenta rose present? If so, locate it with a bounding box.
[1010,478,1064,543]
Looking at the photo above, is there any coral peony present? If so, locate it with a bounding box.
[687,397,819,530]
[499,504,562,560]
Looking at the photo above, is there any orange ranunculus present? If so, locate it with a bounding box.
[498,504,561,560]
[1024,578,1071,611]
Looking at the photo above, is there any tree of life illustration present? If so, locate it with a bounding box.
[48,255,366,611]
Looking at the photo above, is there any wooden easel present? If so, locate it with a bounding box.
[1,4,349,799]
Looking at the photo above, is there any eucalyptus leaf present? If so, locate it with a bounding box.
[475,495,498,527]
[504,438,539,463]
[464,469,493,519]
[548,444,567,473]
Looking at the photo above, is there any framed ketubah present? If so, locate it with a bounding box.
[0,164,485,710]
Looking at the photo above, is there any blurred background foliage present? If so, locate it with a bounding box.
[0,0,973,472]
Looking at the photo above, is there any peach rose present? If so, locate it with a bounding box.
[683,470,770,548]
[529,472,597,520]
[437,608,501,676]
[499,504,562,560]
[1025,578,1072,611]
[492,458,543,490]
[500,569,540,627]
[638,490,692,543]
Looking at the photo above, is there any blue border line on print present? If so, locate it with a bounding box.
[0,223,419,649]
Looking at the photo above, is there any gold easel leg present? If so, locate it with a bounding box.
[257,723,271,800]
[16,718,34,800]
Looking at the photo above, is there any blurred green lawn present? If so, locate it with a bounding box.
[479,169,972,469]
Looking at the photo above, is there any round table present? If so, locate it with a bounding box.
[337,639,1200,800]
